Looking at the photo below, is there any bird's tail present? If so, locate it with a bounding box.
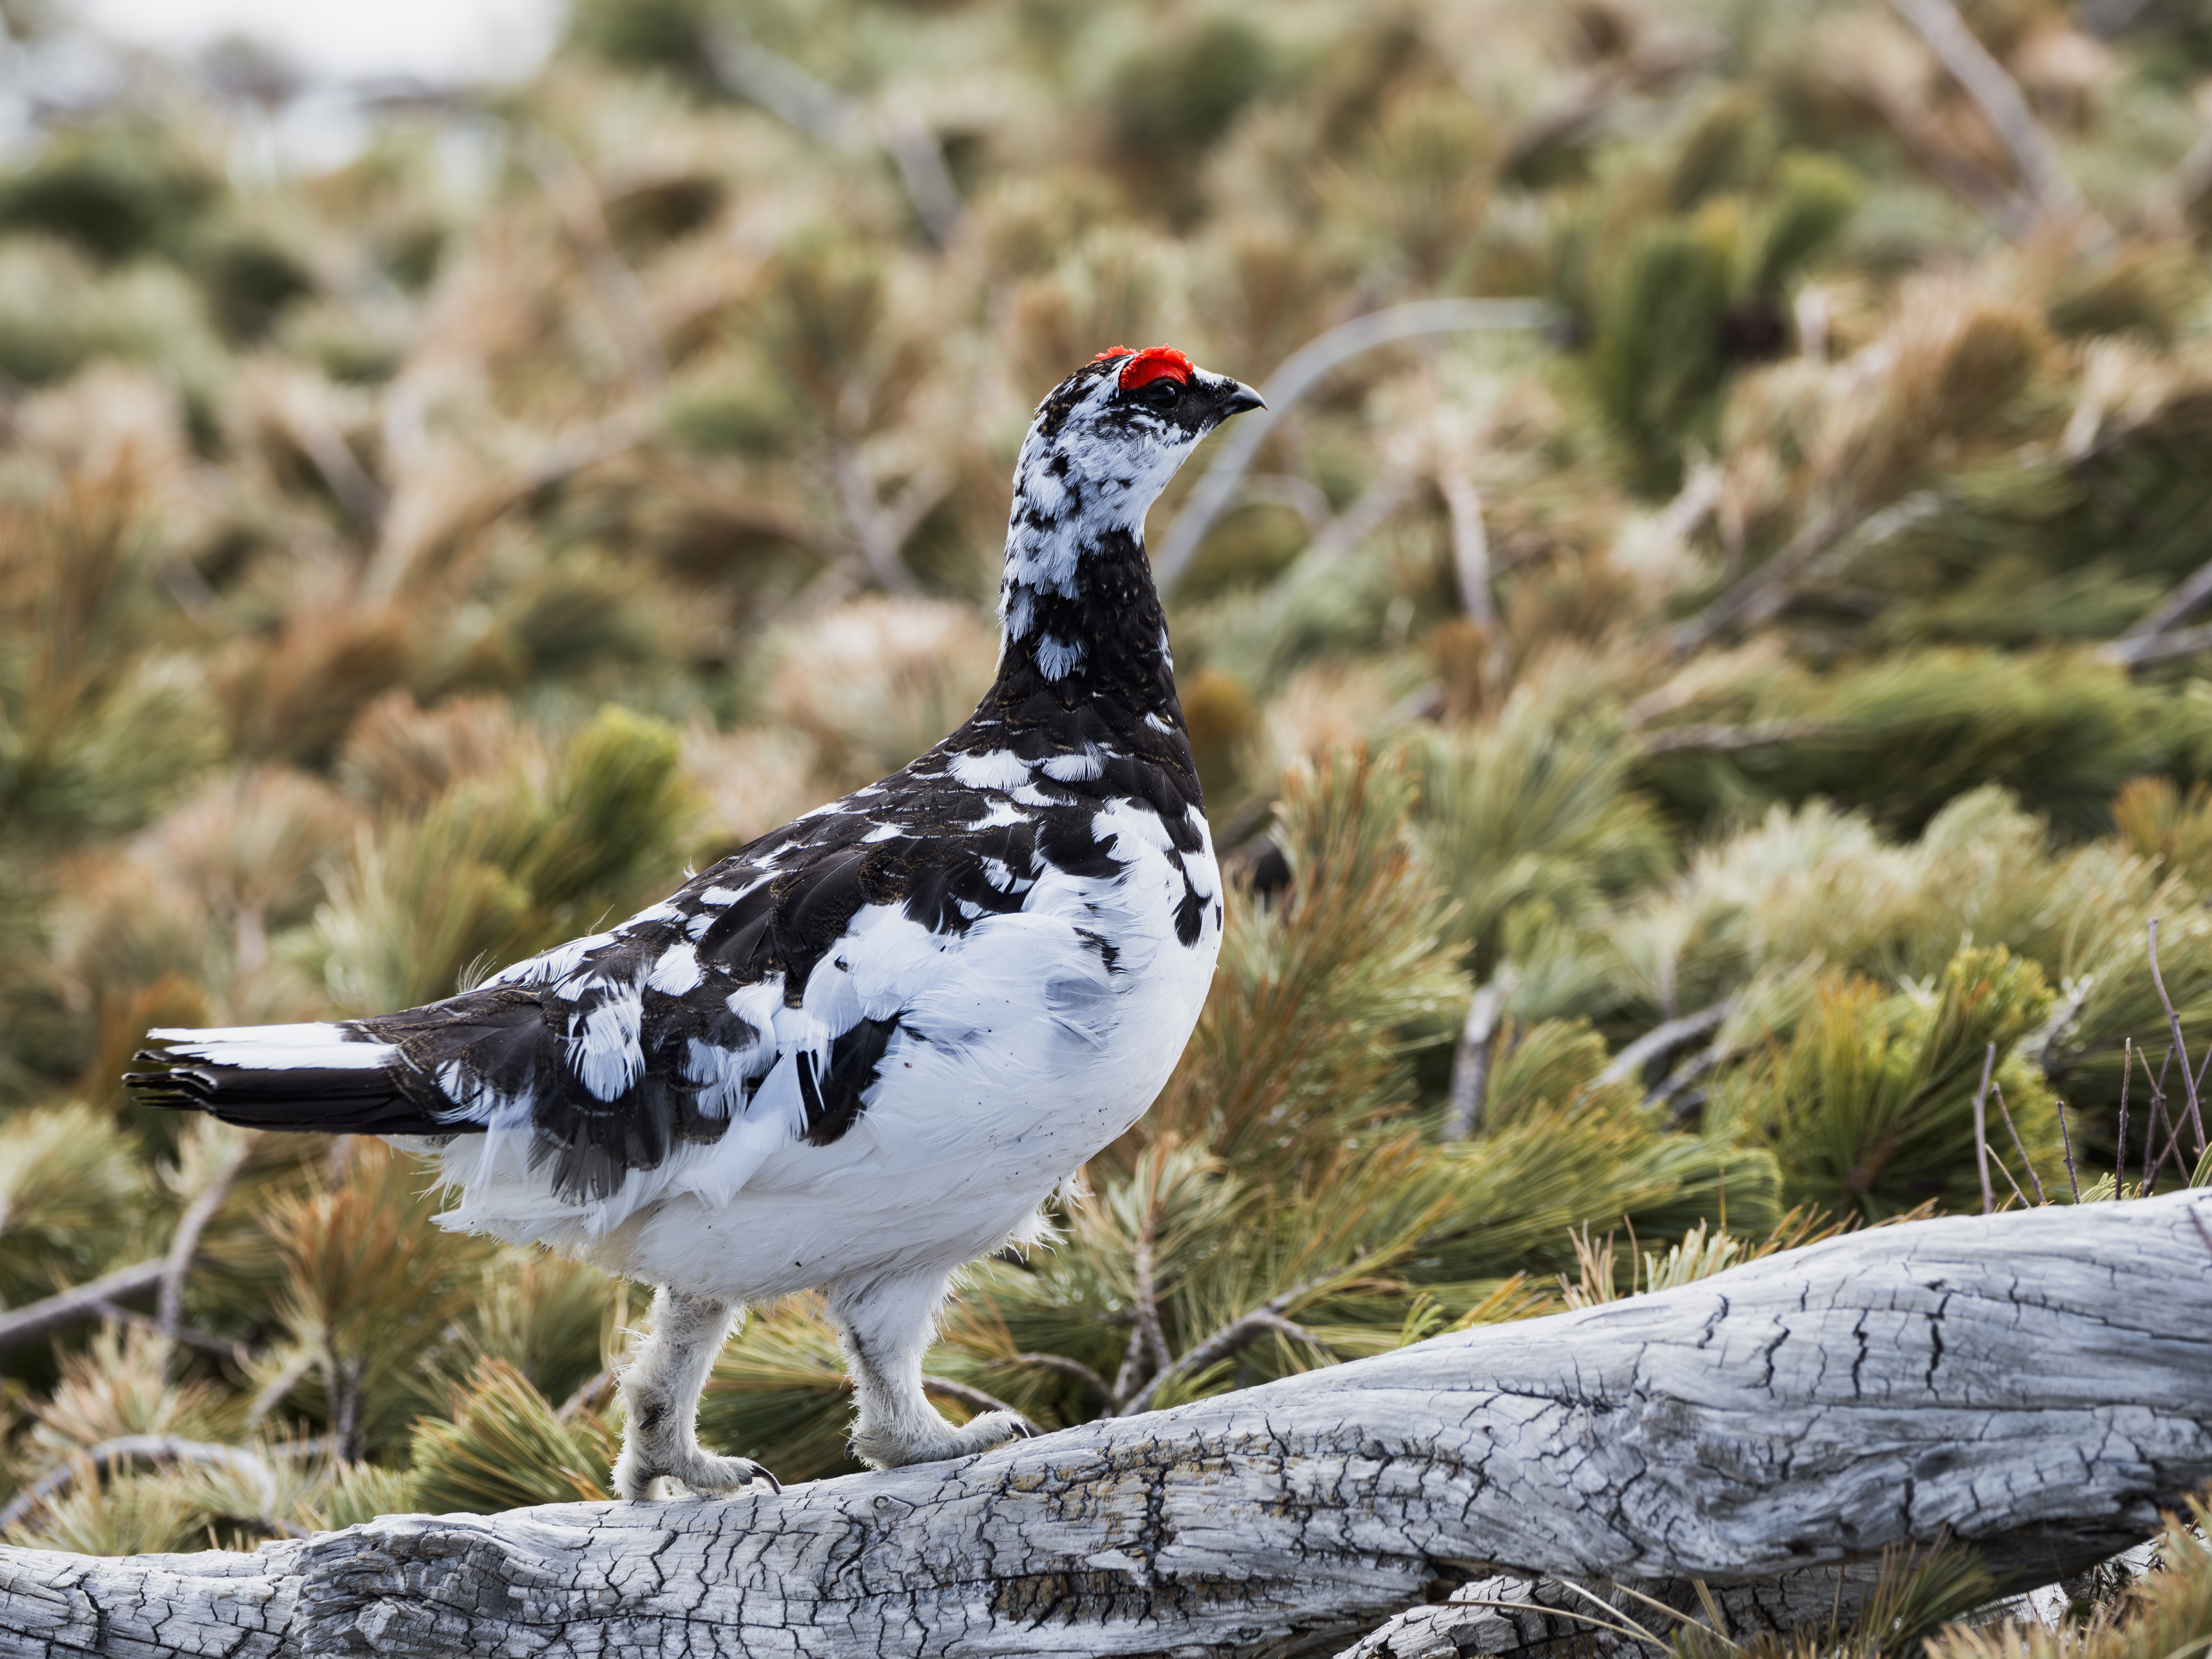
[125,1022,447,1137]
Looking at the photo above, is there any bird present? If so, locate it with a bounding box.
[128,345,1265,1499]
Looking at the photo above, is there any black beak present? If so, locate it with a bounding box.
[1218,381,1266,417]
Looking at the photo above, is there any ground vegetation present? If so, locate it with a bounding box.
[0,0,2207,1650]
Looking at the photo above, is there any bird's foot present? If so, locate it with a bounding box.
[614,1444,780,1502]
[849,1409,1039,1470]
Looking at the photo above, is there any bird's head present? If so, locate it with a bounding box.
[994,346,1262,683]
[1009,346,1265,543]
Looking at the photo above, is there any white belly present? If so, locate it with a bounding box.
[429,834,1222,1300]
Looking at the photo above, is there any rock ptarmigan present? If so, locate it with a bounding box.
[128,346,1263,1496]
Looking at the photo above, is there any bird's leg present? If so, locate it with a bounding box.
[826,1268,1038,1469]
[612,1286,780,1500]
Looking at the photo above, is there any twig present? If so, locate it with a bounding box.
[1109,1222,1174,1412]
[920,1377,1030,1422]
[2145,920,2207,1159]
[1435,463,1493,627]
[1118,1308,1327,1419]
[520,130,667,398]
[0,1436,312,1540]
[1152,299,1553,594]
[1972,1043,1997,1215]
[2141,124,2212,236]
[2139,1088,2189,1198]
[245,1347,320,1429]
[1671,492,1941,656]
[1651,1037,1732,1118]
[361,404,658,604]
[1989,1083,2046,1205]
[2133,1042,2175,1198]
[1237,472,1334,529]
[2103,622,2212,669]
[830,449,945,594]
[86,1301,250,1368]
[0,1259,167,1355]
[1633,720,1848,759]
[1302,474,1420,564]
[1444,975,1518,1141]
[2107,555,2212,663]
[1551,1578,1676,1652]
[1595,1001,1730,1091]
[2118,1037,2132,1198]
[1886,0,2108,248]
[699,29,961,246]
[1985,1141,2032,1210]
[1002,1352,1112,1404]
[556,1366,615,1423]
[160,1132,256,1351]
[284,408,387,530]
[2057,1101,2081,1203]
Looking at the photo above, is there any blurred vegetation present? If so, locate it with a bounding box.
[0,0,2206,1651]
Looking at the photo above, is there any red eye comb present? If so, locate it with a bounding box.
[1094,345,1193,391]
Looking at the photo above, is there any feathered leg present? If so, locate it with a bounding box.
[612,1286,779,1500]
[826,1267,1037,1469]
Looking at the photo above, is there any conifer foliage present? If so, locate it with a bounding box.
[0,1,2208,1652]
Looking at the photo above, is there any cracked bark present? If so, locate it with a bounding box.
[1,1194,2207,1659]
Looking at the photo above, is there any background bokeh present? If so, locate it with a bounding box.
[0,0,2208,1642]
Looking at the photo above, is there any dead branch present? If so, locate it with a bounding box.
[0,1195,2206,1658]
[158,1132,255,1348]
[699,30,962,247]
[0,1436,310,1541]
[0,1260,167,1357]
[1152,299,1552,594]
[1444,974,1518,1141]
[1886,0,2110,248]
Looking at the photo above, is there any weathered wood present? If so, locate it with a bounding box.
[1,1192,2206,1659]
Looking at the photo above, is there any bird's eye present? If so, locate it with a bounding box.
[1142,378,1182,410]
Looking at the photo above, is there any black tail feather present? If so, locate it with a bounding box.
[125,1050,468,1138]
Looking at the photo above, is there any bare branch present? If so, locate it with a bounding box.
[83,1301,250,1367]
[1886,0,2110,247]
[0,1436,311,1540]
[1972,1042,1998,1215]
[1595,1001,1731,1092]
[556,1366,615,1424]
[2109,554,2212,659]
[1444,974,1519,1141]
[1001,1351,1112,1403]
[0,1260,167,1356]
[1304,474,1421,565]
[1119,1307,1326,1419]
[1435,463,1493,627]
[159,1132,256,1350]
[519,130,668,398]
[699,31,961,246]
[2147,918,2208,1159]
[1152,299,1553,594]
[919,1377,1030,1422]
[1990,1083,2046,1206]
[1634,721,1848,759]
[1672,493,1946,657]
[2107,620,2212,669]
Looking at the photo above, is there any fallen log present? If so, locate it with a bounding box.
[0,1192,2206,1659]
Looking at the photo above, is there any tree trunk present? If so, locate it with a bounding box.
[1,1192,2206,1659]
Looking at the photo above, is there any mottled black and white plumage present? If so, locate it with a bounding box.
[129,346,1264,1495]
